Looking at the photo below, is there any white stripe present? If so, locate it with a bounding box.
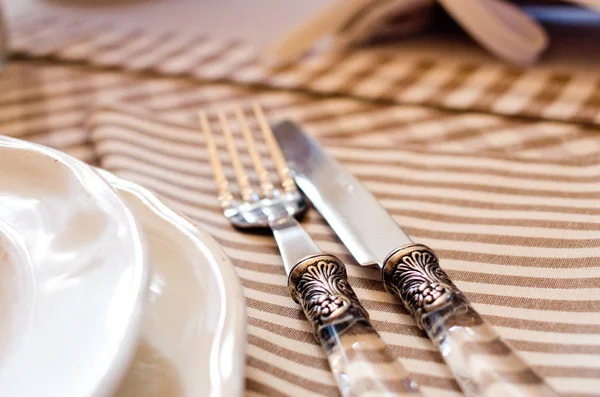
[524,352,600,369]
[548,377,600,395]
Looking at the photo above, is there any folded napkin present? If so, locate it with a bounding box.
[267,0,600,65]
[84,94,600,396]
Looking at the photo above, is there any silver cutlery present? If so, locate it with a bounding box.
[273,120,559,397]
[201,103,421,397]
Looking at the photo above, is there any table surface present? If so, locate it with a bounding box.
[3,2,600,397]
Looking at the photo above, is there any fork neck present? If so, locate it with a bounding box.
[269,215,323,275]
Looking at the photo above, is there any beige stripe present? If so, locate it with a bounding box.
[247,356,336,392]
[246,365,330,397]
[473,67,523,111]
[523,72,572,116]
[247,345,335,386]
[159,38,235,74]
[443,65,506,109]
[574,79,600,123]
[0,72,128,106]
[89,122,600,198]
[354,58,421,99]
[21,19,110,57]
[8,14,59,39]
[242,271,600,312]
[195,44,257,80]
[58,28,143,59]
[310,52,385,93]
[425,63,479,106]
[94,109,598,178]
[98,106,600,184]
[245,378,290,397]
[94,32,173,66]
[492,71,552,116]
[398,62,463,104]
[267,52,343,88]
[9,49,600,397]
[542,75,600,121]
[98,150,598,240]
[93,151,600,238]
[125,35,201,71]
[92,151,600,232]
[110,173,600,332]
[244,283,599,344]
[10,16,65,51]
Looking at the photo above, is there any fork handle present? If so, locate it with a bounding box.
[288,253,421,397]
[382,244,558,397]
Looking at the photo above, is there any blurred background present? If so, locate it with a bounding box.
[5,0,600,69]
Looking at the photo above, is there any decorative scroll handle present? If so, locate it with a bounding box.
[288,254,421,397]
[382,244,559,397]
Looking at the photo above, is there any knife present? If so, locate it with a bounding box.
[273,121,558,397]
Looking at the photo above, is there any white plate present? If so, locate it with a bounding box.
[0,137,149,397]
[101,171,246,397]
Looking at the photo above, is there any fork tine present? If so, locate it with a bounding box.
[217,109,256,202]
[199,111,234,209]
[252,102,296,193]
[234,105,274,198]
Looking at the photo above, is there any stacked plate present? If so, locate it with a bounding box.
[0,136,246,397]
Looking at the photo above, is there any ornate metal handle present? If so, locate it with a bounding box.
[382,244,558,397]
[288,253,421,397]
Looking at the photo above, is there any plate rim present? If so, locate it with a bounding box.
[0,136,150,397]
[101,169,248,397]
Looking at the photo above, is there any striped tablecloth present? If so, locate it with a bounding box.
[3,8,600,397]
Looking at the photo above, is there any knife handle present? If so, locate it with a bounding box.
[382,244,558,397]
[288,253,421,397]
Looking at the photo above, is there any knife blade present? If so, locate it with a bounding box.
[271,120,412,268]
[273,120,559,397]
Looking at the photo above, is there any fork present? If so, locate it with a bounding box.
[201,103,422,397]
